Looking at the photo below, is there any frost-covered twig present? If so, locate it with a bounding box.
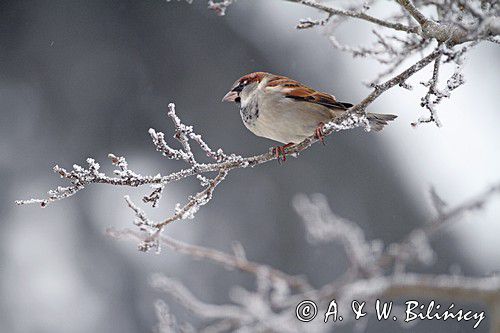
[413,52,444,126]
[351,47,442,114]
[152,274,252,322]
[16,101,372,250]
[107,227,311,291]
[154,300,179,333]
[15,156,163,207]
[284,0,498,125]
[123,167,228,252]
[289,0,498,43]
[427,182,500,231]
[140,183,500,332]
[292,193,384,277]
[287,0,419,33]
[384,182,500,273]
[208,0,234,16]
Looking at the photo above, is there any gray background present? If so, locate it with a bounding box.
[1,0,499,332]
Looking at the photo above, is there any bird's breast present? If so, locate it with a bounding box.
[240,90,336,144]
[239,98,259,128]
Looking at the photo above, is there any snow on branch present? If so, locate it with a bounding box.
[16,101,373,251]
[107,227,311,291]
[111,184,500,332]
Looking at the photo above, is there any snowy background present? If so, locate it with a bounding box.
[1,0,499,332]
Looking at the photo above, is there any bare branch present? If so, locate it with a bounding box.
[107,227,311,291]
[286,0,419,33]
[413,52,444,126]
[395,0,429,26]
[352,48,441,114]
[292,193,383,277]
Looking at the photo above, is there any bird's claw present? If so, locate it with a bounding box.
[315,122,326,145]
[272,143,294,164]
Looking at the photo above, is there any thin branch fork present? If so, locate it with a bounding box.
[412,52,443,126]
[351,48,441,114]
[157,169,228,229]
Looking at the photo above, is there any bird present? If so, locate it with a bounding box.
[222,72,397,161]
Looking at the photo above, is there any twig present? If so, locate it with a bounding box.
[108,228,312,291]
[286,0,419,33]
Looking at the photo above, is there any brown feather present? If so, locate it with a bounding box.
[285,85,351,110]
[265,74,352,110]
[238,72,267,84]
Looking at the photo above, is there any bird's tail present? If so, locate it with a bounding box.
[367,113,398,131]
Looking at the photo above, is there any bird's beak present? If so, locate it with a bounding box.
[222,90,238,102]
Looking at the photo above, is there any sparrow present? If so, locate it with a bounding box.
[222,72,397,161]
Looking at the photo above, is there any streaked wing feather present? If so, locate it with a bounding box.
[267,76,352,110]
[285,87,352,110]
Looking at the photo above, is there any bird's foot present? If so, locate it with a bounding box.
[272,143,294,164]
[315,122,326,145]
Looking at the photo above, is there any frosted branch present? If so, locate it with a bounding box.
[137,183,500,332]
[286,0,419,33]
[17,100,373,251]
[207,0,234,16]
[107,227,311,291]
[285,0,498,125]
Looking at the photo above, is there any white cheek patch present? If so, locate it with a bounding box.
[239,97,248,108]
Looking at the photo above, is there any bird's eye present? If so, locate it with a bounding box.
[233,83,244,92]
[232,81,247,93]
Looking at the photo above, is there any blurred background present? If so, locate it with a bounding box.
[1,0,499,332]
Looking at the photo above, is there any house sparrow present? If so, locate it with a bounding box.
[222,72,397,160]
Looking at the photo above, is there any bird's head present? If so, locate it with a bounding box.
[222,72,269,104]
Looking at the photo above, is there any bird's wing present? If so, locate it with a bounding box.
[266,76,353,110]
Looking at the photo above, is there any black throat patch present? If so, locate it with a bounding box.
[240,100,259,126]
